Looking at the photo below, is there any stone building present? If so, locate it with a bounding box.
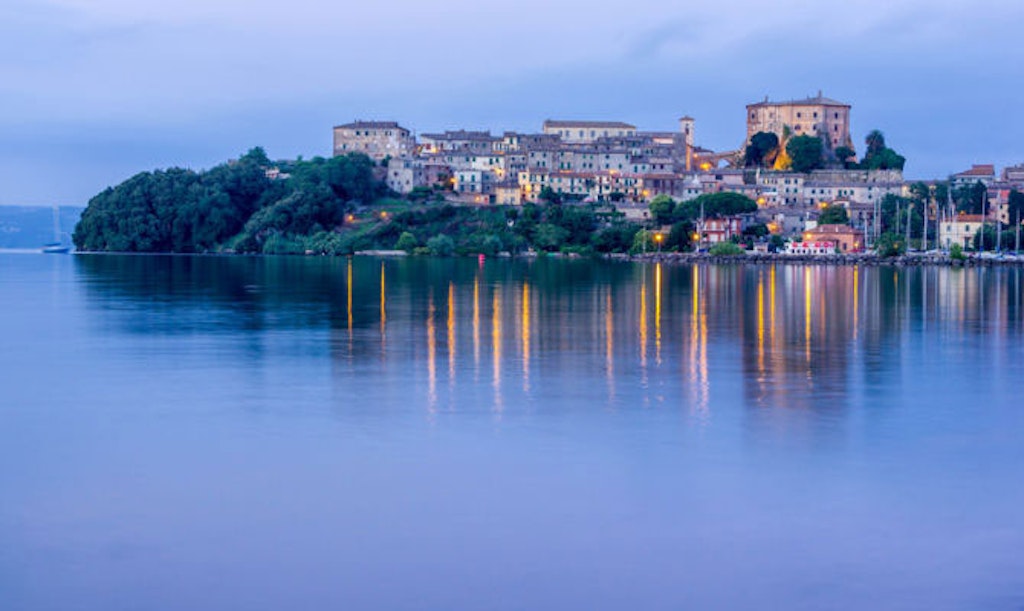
[746,92,852,151]
[542,120,637,144]
[333,121,414,161]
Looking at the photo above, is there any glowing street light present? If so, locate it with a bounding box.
[654,232,664,253]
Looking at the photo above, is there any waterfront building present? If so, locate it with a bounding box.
[786,241,837,255]
[333,121,414,161]
[802,224,865,253]
[939,214,986,249]
[746,92,853,151]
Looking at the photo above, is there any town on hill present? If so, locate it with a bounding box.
[336,92,1024,255]
[73,92,1024,258]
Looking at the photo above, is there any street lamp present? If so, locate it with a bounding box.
[654,232,664,254]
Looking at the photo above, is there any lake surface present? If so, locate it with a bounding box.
[2,253,1023,610]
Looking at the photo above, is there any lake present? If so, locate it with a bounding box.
[1,253,1022,610]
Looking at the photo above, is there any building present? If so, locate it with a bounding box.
[939,214,985,249]
[542,120,637,144]
[1001,163,1024,184]
[802,224,865,252]
[333,121,414,161]
[786,241,837,255]
[746,92,852,151]
[700,217,743,244]
[951,164,997,188]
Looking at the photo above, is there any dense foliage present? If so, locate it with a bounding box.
[786,135,824,173]
[74,149,383,253]
[745,131,780,168]
[860,130,906,171]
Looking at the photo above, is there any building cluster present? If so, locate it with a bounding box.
[332,94,1024,250]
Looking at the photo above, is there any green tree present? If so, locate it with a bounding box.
[786,135,824,173]
[834,146,857,168]
[395,231,418,253]
[532,223,569,251]
[648,194,676,225]
[874,232,906,257]
[861,130,906,170]
[818,205,849,225]
[953,182,987,214]
[539,186,562,205]
[1007,190,1024,224]
[426,234,455,256]
[674,192,758,222]
[745,131,779,167]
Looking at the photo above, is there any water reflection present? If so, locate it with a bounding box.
[75,256,1024,421]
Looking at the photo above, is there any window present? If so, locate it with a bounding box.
[797,112,802,118]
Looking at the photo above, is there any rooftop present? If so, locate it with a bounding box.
[748,91,850,108]
[544,120,637,130]
[954,164,996,177]
[335,120,405,130]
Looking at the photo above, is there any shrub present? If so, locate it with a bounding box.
[395,231,419,253]
[950,243,965,261]
[708,241,745,256]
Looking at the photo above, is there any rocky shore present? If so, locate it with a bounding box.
[618,251,1024,267]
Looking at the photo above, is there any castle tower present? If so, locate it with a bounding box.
[679,116,695,148]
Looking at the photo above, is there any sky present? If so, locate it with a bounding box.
[1,0,1022,205]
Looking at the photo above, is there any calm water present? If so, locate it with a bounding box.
[2,253,1023,610]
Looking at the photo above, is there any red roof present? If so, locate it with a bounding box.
[956,164,995,177]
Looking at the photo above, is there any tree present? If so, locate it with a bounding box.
[1008,190,1024,224]
[861,130,906,171]
[395,231,418,253]
[531,223,569,251]
[818,205,849,225]
[953,182,987,214]
[709,242,745,256]
[786,135,824,173]
[874,231,905,257]
[648,195,676,225]
[426,234,455,256]
[674,192,758,222]
[865,130,886,157]
[539,186,562,205]
[973,225,997,251]
[834,146,857,168]
[745,131,779,167]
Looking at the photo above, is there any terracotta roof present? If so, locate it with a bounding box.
[945,214,985,223]
[955,164,995,177]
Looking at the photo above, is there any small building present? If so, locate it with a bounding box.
[494,181,523,206]
[786,241,837,255]
[951,164,996,188]
[802,224,865,253]
[939,214,986,249]
[701,217,743,244]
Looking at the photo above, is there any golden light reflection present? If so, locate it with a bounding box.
[804,267,812,366]
[853,266,859,341]
[757,271,765,379]
[427,292,437,413]
[447,282,456,384]
[492,289,503,412]
[639,275,648,375]
[521,282,530,392]
[655,263,663,365]
[346,257,353,336]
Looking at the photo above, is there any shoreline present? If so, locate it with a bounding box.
[55,248,1024,267]
[623,251,1024,267]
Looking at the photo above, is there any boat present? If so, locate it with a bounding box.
[42,242,70,254]
[41,206,71,254]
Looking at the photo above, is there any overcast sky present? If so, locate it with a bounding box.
[2,0,1022,205]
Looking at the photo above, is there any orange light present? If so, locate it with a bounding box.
[380,211,389,219]
[654,233,663,243]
